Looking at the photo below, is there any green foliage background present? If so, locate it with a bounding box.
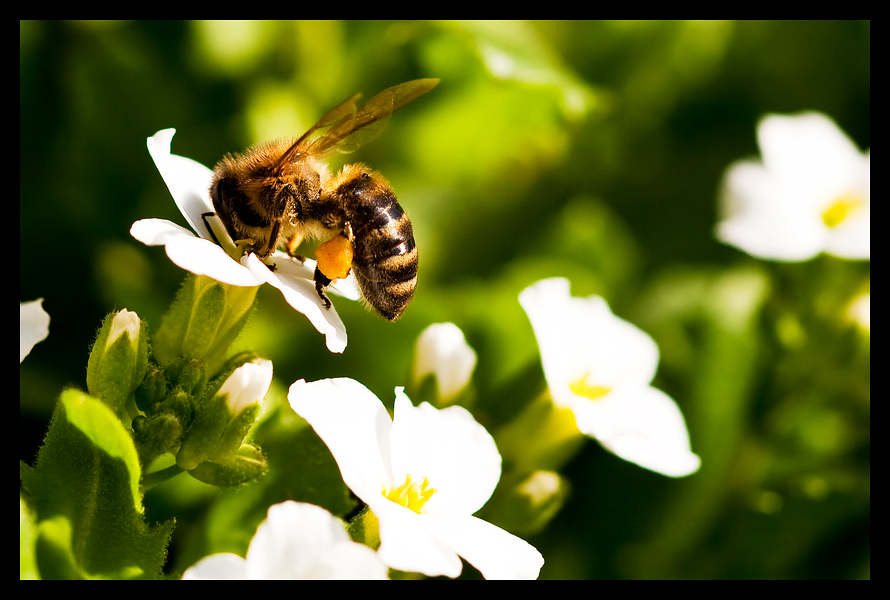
[20,20,869,579]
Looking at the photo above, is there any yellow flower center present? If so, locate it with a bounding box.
[569,373,612,401]
[822,193,865,229]
[385,475,437,514]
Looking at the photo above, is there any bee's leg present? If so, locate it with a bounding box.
[285,232,306,259]
[263,221,282,257]
[314,267,333,309]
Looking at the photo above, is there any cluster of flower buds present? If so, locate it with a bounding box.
[86,297,273,487]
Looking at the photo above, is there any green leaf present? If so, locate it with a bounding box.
[20,389,174,579]
[20,496,39,580]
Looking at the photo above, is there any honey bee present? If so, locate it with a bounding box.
[210,78,439,321]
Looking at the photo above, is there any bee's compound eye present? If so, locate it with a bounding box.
[315,235,354,280]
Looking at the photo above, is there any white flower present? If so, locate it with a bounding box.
[20,298,50,363]
[846,291,870,333]
[182,501,388,579]
[132,129,361,353]
[716,111,870,261]
[288,378,544,580]
[412,323,478,402]
[519,278,701,478]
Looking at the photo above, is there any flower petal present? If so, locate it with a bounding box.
[370,498,464,578]
[244,253,348,353]
[245,501,387,580]
[308,542,390,580]
[130,218,263,287]
[220,359,273,414]
[421,513,544,580]
[519,278,659,405]
[758,112,863,197]
[570,386,700,477]
[329,273,362,301]
[825,151,870,260]
[825,205,870,259]
[389,390,500,515]
[287,378,395,502]
[147,128,217,241]
[846,291,870,332]
[716,160,826,261]
[20,298,50,363]
[181,553,247,580]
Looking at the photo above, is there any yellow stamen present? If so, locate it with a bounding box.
[385,475,437,514]
[315,235,354,280]
[822,193,865,229]
[569,373,612,401]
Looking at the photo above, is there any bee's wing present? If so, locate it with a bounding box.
[272,92,362,173]
[275,79,439,170]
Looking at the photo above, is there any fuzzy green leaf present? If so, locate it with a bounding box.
[20,389,174,579]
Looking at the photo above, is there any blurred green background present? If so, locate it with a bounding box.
[20,20,869,579]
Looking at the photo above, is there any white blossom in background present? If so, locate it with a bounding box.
[288,378,544,579]
[716,111,869,262]
[412,323,478,402]
[182,501,388,579]
[519,278,701,478]
[20,299,50,363]
[846,291,870,333]
[132,129,360,353]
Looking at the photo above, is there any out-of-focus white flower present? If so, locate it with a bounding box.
[182,501,388,579]
[716,111,869,262]
[288,378,544,579]
[846,291,870,333]
[20,298,50,363]
[412,323,477,402]
[519,278,701,478]
[132,129,360,353]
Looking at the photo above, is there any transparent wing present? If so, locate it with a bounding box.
[273,79,439,172]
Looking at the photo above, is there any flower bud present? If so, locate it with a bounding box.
[188,444,267,487]
[135,364,167,413]
[479,471,569,536]
[155,387,196,428]
[86,309,148,422]
[494,395,585,471]
[217,358,273,415]
[176,359,272,472]
[153,274,258,372]
[133,412,185,466]
[412,323,477,407]
[165,357,208,399]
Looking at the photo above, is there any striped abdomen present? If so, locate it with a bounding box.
[338,168,417,321]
